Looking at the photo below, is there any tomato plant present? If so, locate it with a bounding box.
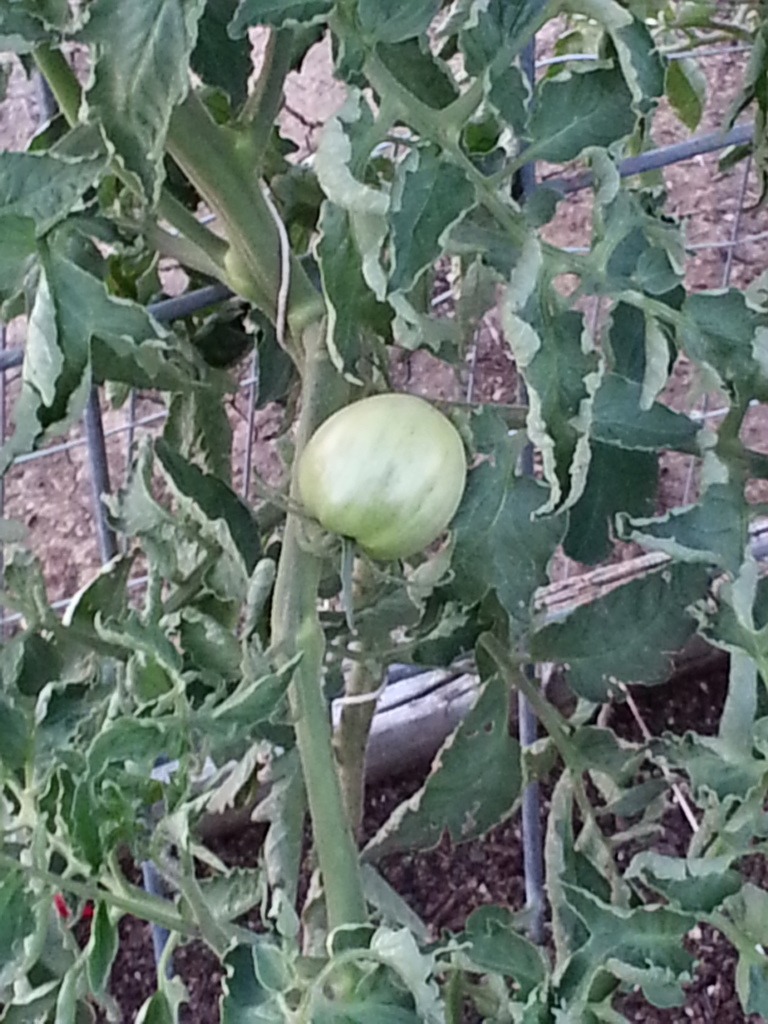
[298,393,467,559]
[0,0,767,1022]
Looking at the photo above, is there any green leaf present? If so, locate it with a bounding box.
[87,718,170,777]
[0,631,62,697]
[591,192,684,299]
[375,39,459,110]
[620,482,749,576]
[502,303,601,513]
[178,607,241,681]
[82,0,206,202]
[155,438,262,579]
[564,443,657,564]
[70,779,104,869]
[0,694,30,771]
[591,373,699,453]
[665,57,705,131]
[0,2,52,51]
[209,663,293,733]
[220,944,280,1024]
[316,201,393,375]
[448,409,566,627]
[459,0,547,73]
[1,247,182,471]
[625,852,742,913]
[531,563,709,701]
[612,17,665,111]
[314,92,389,302]
[527,67,635,164]
[0,869,35,988]
[389,148,475,295]
[251,750,306,907]
[191,0,251,109]
[723,885,768,1015]
[358,0,439,44]
[488,64,529,136]
[229,0,332,33]
[364,671,521,858]
[164,383,234,484]
[0,214,36,307]
[460,905,548,997]
[655,732,767,804]
[85,902,119,999]
[681,289,768,399]
[0,150,107,235]
[61,555,134,631]
[558,884,695,1007]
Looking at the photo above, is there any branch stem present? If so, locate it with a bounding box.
[270,324,367,931]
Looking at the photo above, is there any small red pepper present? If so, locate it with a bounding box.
[52,893,70,918]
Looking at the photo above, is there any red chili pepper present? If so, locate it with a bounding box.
[52,893,70,919]
[81,901,94,921]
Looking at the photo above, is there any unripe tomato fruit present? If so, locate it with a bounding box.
[297,393,467,560]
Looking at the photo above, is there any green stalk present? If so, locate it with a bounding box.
[166,91,324,343]
[32,43,80,125]
[240,27,295,147]
[335,561,381,839]
[0,851,194,938]
[480,633,626,903]
[270,324,368,931]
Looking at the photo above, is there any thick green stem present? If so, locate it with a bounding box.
[143,223,224,278]
[166,91,324,342]
[271,325,367,931]
[240,28,295,147]
[155,190,229,267]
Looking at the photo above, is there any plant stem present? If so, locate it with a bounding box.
[240,27,295,149]
[143,223,224,279]
[166,91,324,344]
[155,190,230,268]
[334,575,381,839]
[32,43,80,125]
[480,633,626,902]
[0,851,193,937]
[270,324,367,931]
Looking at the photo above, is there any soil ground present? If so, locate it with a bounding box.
[2,22,768,1024]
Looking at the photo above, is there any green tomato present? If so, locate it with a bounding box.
[297,393,467,560]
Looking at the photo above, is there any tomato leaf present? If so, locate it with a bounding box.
[531,563,710,701]
[155,438,262,580]
[191,0,251,110]
[563,442,657,565]
[665,57,706,131]
[449,408,565,627]
[388,148,475,295]
[358,0,439,44]
[619,481,750,577]
[363,671,522,858]
[527,66,635,164]
[591,373,699,453]
[85,902,119,999]
[228,0,332,33]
